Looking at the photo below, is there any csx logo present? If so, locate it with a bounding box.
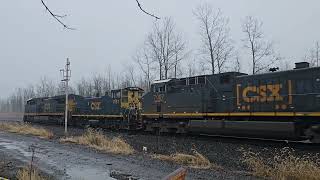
[154,94,164,103]
[91,102,102,110]
[68,100,76,112]
[241,84,283,103]
[236,80,293,110]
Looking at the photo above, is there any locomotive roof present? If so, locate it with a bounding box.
[125,87,144,91]
[26,94,81,102]
[236,66,320,79]
[26,97,43,102]
[152,72,247,85]
[153,79,173,84]
[111,87,144,92]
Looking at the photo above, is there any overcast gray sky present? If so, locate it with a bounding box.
[0,0,319,97]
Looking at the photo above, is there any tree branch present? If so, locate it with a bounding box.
[41,0,75,30]
[41,0,159,29]
[135,0,160,20]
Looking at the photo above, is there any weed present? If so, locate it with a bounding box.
[0,123,53,139]
[152,150,215,169]
[241,147,320,180]
[60,128,134,155]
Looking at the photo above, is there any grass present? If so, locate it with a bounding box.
[241,147,320,180]
[152,150,215,169]
[16,167,45,180]
[60,128,134,155]
[0,122,53,139]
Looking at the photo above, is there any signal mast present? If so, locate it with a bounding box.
[60,58,71,135]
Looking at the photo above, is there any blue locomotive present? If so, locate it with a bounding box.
[24,87,144,129]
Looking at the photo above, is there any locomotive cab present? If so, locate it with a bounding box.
[111,87,144,130]
[111,87,144,110]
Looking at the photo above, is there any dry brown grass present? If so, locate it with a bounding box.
[241,147,320,180]
[152,150,215,169]
[0,123,53,139]
[60,128,134,155]
[16,167,45,180]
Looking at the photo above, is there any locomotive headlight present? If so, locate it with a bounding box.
[316,78,320,82]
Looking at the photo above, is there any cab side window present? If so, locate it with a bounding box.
[154,85,166,93]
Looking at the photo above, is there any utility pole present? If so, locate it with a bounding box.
[60,58,71,135]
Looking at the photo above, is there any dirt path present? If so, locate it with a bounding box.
[0,130,253,180]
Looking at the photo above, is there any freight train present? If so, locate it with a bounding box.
[24,62,320,143]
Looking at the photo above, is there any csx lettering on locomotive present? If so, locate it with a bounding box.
[237,80,292,105]
[241,84,283,103]
[90,102,102,110]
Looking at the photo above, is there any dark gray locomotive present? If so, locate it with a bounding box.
[24,87,144,129]
[142,62,320,142]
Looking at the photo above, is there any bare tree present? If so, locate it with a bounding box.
[305,41,320,67]
[92,75,104,96]
[135,0,160,19]
[56,82,66,95]
[36,77,56,97]
[124,64,137,87]
[105,65,113,93]
[40,0,74,30]
[134,46,156,91]
[198,61,210,75]
[242,16,280,74]
[194,4,234,74]
[0,85,36,112]
[187,58,198,77]
[23,85,36,101]
[172,37,188,78]
[233,54,241,72]
[76,78,93,96]
[40,0,160,29]
[0,78,71,113]
[76,78,86,96]
[279,59,292,71]
[75,75,108,97]
[146,17,186,80]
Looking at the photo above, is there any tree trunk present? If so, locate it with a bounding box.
[251,41,256,74]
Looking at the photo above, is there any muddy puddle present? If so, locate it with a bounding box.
[0,141,32,157]
[0,136,134,180]
[66,166,115,180]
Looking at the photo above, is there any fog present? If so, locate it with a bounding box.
[0,0,319,97]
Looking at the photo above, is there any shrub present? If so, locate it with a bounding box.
[60,128,134,155]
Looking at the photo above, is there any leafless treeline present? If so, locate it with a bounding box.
[0,66,148,112]
[134,3,284,84]
[304,41,320,67]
